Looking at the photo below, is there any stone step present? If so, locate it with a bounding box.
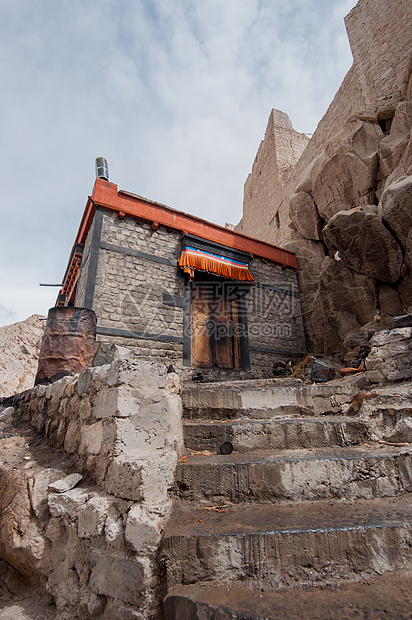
[174,445,412,503]
[184,406,316,421]
[183,416,370,454]
[182,376,367,420]
[164,571,412,619]
[161,494,412,591]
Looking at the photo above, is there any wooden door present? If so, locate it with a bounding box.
[190,282,239,369]
[191,285,213,367]
[213,294,233,368]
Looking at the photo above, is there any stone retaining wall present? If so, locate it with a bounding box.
[0,359,183,619]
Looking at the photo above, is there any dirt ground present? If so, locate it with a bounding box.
[0,599,56,620]
[0,557,56,620]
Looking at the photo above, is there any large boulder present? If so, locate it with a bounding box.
[378,102,412,180]
[0,468,50,584]
[283,238,325,311]
[380,175,412,249]
[294,154,325,194]
[323,209,403,283]
[327,117,383,167]
[383,128,412,190]
[313,152,377,221]
[310,257,377,354]
[289,192,323,241]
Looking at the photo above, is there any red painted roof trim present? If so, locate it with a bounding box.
[69,178,297,271]
[75,198,96,245]
[61,178,298,303]
[87,178,298,269]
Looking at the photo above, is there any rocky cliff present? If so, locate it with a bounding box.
[0,315,45,398]
[286,97,412,359]
[236,0,412,361]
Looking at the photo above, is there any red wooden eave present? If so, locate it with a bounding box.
[72,178,298,269]
[59,178,298,305]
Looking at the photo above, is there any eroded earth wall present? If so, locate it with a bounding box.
[236,0,412,360]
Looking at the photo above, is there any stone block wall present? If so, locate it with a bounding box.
[77,211,185,366]
[247,257,306,374]
[75,214,97,308]
[97,213,183,327]
[1,359,183,618]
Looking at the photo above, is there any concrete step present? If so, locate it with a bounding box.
[182,375,367,420]
[174,445,412,503]
[161,494,412,591]
[164,571,412,619]
[183,416,370,454]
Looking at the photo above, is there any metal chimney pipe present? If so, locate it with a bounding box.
[95,157,109,181]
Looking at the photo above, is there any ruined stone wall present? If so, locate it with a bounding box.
[237,109,309,244]
[236,0,412,359]
[345,0,411,110]
[287,0,412,192]
[0,359,183,619]
[237,0,412,247]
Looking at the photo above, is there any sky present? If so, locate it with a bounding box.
[0,0,356,327]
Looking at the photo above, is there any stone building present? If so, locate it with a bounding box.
[57,171,306,378]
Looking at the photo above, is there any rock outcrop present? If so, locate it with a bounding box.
[312,152,377,221]
[236,0,412,358]
[306,96,412,354]
[0,316,45,398]
[298,101,412,355]
[323,209,403,283]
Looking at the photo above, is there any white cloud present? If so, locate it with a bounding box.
[0,0,356,326]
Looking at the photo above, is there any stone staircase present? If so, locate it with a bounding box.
[161,377,412,619]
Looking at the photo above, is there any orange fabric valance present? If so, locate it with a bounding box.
[178,246,254,281]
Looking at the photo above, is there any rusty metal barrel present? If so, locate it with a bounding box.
[35,307,96,385]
